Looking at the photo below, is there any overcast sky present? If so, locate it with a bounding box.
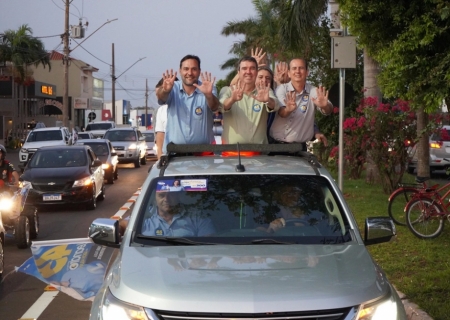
[1,0,256,108]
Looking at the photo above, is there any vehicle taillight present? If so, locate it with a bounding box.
[430,141,443,149]
[222,151,261,157]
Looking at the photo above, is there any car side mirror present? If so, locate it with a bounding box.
[364,217,396,246]
[92,159,102,167]
[89,218,120,248]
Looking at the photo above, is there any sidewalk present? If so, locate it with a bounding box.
[398,289,433,319]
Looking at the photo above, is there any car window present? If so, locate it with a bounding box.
[82,143,108,156]
[133,175,350,245]
[143,132,155,142]
[29,149,87,168]
[86,123,113,131]
[26,130,62,142]
[104,130,136,141]
[431,128,450,141]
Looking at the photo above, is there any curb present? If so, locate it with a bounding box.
[397,289,433,319]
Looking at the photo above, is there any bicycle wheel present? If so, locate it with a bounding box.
[388,188,418,226]
[406,197,445,239]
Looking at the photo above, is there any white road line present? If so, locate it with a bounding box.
[19,291,59,320]
[18,187,142,319]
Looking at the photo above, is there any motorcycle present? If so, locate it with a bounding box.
[0,181,39,249]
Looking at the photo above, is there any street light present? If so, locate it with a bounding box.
[111,55,146,122]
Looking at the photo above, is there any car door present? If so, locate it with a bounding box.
[88,149,103,196]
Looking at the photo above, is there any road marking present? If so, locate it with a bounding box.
[19,291,59,320]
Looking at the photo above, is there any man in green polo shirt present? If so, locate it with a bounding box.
[219,56,279,144]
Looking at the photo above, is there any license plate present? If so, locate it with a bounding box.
[43,194,62,201]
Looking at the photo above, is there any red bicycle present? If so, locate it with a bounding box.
[405,179,450,239]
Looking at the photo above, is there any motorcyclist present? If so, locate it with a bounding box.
[0,144,20,193]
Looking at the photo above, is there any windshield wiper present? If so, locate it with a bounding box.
[136,235,216,245]
[250,238,293,244]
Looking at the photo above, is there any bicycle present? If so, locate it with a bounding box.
[405,177,450,239]
[388,176,437,226]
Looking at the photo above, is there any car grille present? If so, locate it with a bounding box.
[32,181,73,192]
[152,308,354,320]
[114,146,125,150]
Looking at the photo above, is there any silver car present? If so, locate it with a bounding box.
[89,144,406,320]
[103,127,147,168]
[408,125,450,173]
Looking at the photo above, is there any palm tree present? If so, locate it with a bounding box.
[0,24,50,142]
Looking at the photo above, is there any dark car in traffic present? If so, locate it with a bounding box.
[77,139,119,184]
[20,145,105,210]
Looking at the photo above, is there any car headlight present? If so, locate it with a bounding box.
[73,176,93,187]
[0,195,14,211]
[102,163,110,169]
[101,289,148,320]
[127,143,137,150]
[357,294,398,320]
[20,148,28,153]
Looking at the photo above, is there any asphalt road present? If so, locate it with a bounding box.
[0,150,153,320]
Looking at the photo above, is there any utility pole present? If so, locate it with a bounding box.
[62,0,71,128]
[111,43,116,122]
[145,78,148,128]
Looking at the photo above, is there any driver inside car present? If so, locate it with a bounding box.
[265,185,307,233]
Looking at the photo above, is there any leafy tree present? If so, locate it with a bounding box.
[339,0,450,178]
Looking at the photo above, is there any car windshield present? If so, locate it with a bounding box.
[78,133,91,139]
[86,123,112,131]
[26,130,62,142]
[82,143,108,156]
[29,149,87,168]
[133,175,351,246]
[104,130,136,141]
[143,132,154,142]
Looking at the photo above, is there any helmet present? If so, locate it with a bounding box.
[0,144,6,161]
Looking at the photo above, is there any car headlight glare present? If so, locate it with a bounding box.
[357,295,398,320]
[0,196,13,211]
[128,143,137,150]
[73,176,93,187]
[102,163,110,169]
[101,289,148,320]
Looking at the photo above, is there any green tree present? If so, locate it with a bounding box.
[339,0,450,178]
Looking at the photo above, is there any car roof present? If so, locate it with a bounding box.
[31,127,66,132]
[156,144,325,177]
[77,139,109,143]
[38,145,88,151]
[106,127,137,131]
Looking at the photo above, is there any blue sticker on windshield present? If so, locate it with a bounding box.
[157,179,207,192]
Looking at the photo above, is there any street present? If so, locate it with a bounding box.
[0,150,153,320]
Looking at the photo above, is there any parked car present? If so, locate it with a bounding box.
[141,129,156,158]
[77,132,95,140]
[19,127,71,172]
[88,144,406,320]
[408,125,450,173]
[85,121,116,139]
[21,145,105,210]
[103,127,147,168]
[77,139,118,184]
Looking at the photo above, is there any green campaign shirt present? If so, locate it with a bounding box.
[219,87,279,144]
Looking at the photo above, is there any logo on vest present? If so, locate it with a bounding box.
[195,107,203,115]
[252,104,262,112]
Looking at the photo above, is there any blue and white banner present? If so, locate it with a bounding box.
[16,238,115,301]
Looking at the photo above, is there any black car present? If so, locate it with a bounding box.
[20,145,105,210]
[77,139,119,184]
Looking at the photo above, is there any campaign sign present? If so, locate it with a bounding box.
[156,179,207,192]
[16,238,115,301]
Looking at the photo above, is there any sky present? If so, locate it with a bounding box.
[0,0,256,109]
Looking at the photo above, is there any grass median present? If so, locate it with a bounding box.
[343,175,450,320]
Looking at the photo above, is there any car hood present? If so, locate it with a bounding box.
[109,141,138,148]
[22,167,88,181]
[109,244,389,312]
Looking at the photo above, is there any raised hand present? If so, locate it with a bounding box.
[252,79,270,103]
[274,61,288,84]
[162,69,177,93]
[311,85,329,108]
[194,72,215,95]
[251,47,267,68]
[230,80,244,102]
[284,91,297,112]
